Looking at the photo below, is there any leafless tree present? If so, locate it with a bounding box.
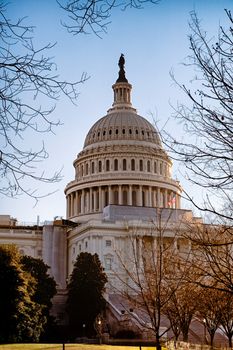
[115,210,187,350]
[0,2,87,202]
[164,273,201,343]
[197,288,223,347]
[58,0,160,37]
[182,222,233,295]
[164,10,233,223]
[219,291,233,347]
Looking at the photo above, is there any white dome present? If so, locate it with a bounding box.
[84,110,161,148]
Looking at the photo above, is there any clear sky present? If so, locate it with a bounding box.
[1,0,232,224]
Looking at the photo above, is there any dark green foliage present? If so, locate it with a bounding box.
[66,252,107,338]
[21,256,57,310]
[0,245,45,342]
[0,245,57,342]
[21,255,57,341]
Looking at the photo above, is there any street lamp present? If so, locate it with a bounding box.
[82,323,86,339]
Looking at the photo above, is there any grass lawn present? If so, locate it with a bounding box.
[0,345,167,350]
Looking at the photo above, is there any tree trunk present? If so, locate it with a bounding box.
[228,334,232,348]
[182,325,189,342]
[155,334,161,350]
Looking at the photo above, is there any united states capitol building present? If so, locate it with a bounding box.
[0,56,202,336]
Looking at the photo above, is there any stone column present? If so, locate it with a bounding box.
[109,185,113,204]
[99,186,102,211]
[164,189,168,208]
[102,187,105,209]
[138,185,143,206]
[71,193,74,216]
[128,185,132,205]
[66,195,69,218]
[94,189,97,211]
[119,185,123,205]
[81,189,84,214]
[148,187,152,207]
[157,188,161,208]
[87,190,90,213]
[90,187,93,212]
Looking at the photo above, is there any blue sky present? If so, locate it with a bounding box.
[1,0,232,223]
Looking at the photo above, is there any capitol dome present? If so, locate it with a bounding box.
[84,111,161,148]
[65,55,182,221]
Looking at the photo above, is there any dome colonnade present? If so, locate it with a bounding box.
[65,55,182,221]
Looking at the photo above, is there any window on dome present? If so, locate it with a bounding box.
[85,163,88,175]
[93,133,95,138]
[98,132,100,137]
[98,160,102,172]
[136,129,138,134]
[131,159,135,171]
[122,128,125,134]
[147,131,150,137]
[109,129,112,135]
[81,165,83,177]
[114,159,118,171]
[140,159,143,171]
[154,161,157,173]
[129,129,132,134]
[103,130,106,136]
[142,130,144,135]
[106,159,110,171]
[147,160,151,172]
[116,129,118,135]
[91,161,95,174]
[123,159,127,171]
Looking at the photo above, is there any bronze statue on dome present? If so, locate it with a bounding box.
[116,54,128,83]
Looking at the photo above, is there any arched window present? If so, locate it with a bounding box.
[131,159,135,171]
[114,159,118,171]
[140,159,143,171]
[106,159,110,172]
[85,163,88,175]
[91,161,95,174]
[147,160,151,172]
[154,161,157,173]
[123,159,127,171]
[98,160,102,172]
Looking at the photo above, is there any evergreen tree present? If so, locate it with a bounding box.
[0,245,46,342]
[66,252,107,338]
[21,256,57,340]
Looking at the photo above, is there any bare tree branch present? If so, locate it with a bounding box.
[0,1,88,202]
[58,0,160,37]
